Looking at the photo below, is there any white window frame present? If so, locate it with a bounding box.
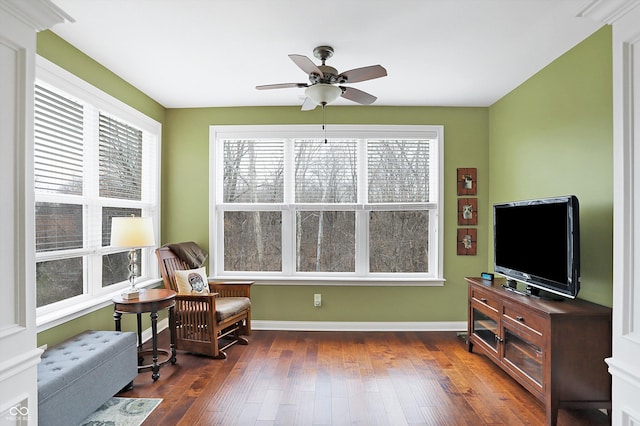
[209,124,444,286]
[35,56,162,330]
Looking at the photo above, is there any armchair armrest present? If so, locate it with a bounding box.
[207,281,253,298]
[175,293,219,302]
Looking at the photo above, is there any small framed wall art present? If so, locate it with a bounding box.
[457,198,478,226]
[457,167,477,195]
[457,228,477,256]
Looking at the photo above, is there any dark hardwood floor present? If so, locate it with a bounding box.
[120,329,610,425]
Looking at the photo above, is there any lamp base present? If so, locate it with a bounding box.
[121,288,140,299]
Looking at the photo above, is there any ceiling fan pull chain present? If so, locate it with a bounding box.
[322,104,327,143]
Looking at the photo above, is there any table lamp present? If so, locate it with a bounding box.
[110,215,155,299]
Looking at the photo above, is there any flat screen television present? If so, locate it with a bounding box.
[493,195,580,299]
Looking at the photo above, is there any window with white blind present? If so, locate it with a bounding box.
[35,56,160,322]
[210,125,443,283]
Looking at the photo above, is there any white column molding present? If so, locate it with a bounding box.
[577,0,640,24]
[605,1,640,424]
[0,0,73,30]
[0,1,69,424]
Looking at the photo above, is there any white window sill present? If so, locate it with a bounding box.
[36,278,164,333]
[210,276,446,286]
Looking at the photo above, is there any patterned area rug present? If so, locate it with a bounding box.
[79,397,162,426]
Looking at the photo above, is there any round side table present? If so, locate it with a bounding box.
[113,288,177,381]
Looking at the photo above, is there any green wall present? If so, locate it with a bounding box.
[35,23,613,346]
[164,106,489,322]
[36,31,165,123]
[37,308,149,347]
[488,26,613,306]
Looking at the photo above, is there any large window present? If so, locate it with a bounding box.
[210,125,443,283]
[35,57,160,323]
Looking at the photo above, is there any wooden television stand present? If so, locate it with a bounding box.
[465,277,611,426]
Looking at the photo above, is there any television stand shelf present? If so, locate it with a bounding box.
[466,277,611,426]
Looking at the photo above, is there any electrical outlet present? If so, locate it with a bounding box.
[314,293,322,307]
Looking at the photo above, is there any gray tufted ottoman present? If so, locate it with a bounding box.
[37,330,137,426]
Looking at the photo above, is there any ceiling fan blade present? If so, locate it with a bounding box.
[339,65,387,83]
[256,83,308,90]
[340,87,377,105]
[301,97,317,111]
[289,54,324,77]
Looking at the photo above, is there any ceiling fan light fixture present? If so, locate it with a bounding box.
[305,83,341,106]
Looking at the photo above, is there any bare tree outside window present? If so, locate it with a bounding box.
[34,80,158,309]
[36,258,83,307]
[223,140,284,271]
[370,211,429,273]
[35,202,84,306]
[368,139,430,203]
[297,211,355,272]
[215,126,440,279]
[224,211,281,271]
[295,140,356,272]
[368,140,431,273]
[34,83,86,306]
[223,140,283,203]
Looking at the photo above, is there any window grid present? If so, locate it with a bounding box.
[34,60,160,314]
[211,125,443,282]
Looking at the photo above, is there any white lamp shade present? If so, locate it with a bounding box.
[305,84,342,105]
[110,216,155,248]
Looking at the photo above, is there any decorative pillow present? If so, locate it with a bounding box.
[174,267,209,294]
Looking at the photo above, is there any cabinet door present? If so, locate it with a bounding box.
[502,320,545,395]
[471,303,500,357]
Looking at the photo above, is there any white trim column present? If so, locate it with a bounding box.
[579,0,640,424]
[0,1,69,423]
[609,3,640,424]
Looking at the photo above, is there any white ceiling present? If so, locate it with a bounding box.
[49,0,603,109]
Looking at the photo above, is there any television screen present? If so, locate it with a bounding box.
[493,195,580,299]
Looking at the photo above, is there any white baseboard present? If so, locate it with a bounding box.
[251,320,466,332]
[141,319,466,337]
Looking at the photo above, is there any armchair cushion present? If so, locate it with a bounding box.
[215,297,251,322]
[174,267,210,294]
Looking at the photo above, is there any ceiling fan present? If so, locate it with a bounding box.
[256,45,387,110]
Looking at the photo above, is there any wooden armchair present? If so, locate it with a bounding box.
[155,246,252,359]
